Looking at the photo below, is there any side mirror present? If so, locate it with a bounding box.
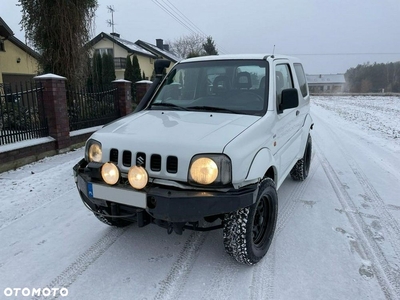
[279,88,299,113]
[154,59,170,78]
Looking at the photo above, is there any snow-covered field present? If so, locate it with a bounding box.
[0,95,399,300]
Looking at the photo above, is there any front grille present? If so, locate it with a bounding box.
[122,151,132,167]
[109,149,178,173]
[167,156,178,173]
[151,154,162,171]
[110,149,118,163]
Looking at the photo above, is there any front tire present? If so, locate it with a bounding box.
[290,133,312,181]
[223,178,278,265]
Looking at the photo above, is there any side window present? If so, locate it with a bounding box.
[294,63,309,97]
[275,64,293,108]
[94,48,113,56]
[0,39,5,51]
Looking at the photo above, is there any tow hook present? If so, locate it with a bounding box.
[167,222,186,235]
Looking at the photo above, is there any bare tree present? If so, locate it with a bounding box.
[170,33,206,59]
[19,0,98,86]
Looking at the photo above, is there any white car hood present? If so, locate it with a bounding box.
[92,110,259,154]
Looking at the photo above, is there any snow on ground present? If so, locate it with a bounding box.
[0,95,399,300]
[313,95,400,150]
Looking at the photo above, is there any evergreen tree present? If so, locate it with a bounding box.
[92,52,102,88]
[345,61,400,93]
[102,53,116,86]
[124,55,134,82]
[203,36,218,55]
[86,55,93,88]
[131,55,142,83]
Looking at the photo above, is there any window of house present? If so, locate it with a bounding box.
[114,57,127,69]
[0,39,5,51]
[94,48,113,56]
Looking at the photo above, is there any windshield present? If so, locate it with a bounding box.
[148,59,269,116]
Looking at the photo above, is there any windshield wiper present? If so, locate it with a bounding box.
[186,106,239,114]
[150,103,188,111]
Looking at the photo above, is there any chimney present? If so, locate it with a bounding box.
[110,32,120,38]
[156,39,164,50]
[163,44,170,51]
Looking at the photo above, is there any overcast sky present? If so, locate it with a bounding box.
[3,0,400,74]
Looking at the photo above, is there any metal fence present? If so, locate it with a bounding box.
[67,85,120,131]
[0,82,48,146]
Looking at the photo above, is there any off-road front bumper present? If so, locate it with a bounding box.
[73,159,258,223]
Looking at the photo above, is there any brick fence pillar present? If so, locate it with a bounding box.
[113,79,132,116]
[135,80,153,105]
[34,73,70,151]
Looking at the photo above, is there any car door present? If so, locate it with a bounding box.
[272,62,302,175]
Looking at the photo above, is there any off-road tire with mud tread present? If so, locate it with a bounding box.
[290,133,312,181]
[223,178,278,265]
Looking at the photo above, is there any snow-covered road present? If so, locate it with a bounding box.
[1,96,399,300]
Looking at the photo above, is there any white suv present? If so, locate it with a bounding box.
[73,54,313,265]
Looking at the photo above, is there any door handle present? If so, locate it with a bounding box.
[296,110,300,116]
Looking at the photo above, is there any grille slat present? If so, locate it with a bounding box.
[151,154,162,171]
[110,149,118,163]
[167,156,178,173]
[122,151,132,167]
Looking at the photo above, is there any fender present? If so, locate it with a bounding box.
[296,113,314,159]
[245,148,277,185]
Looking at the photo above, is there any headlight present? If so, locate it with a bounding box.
[128,166,148,190]
[190,157,218,185]
[86,139,102,162]
[101,162,119,185]
[188,154,231,186]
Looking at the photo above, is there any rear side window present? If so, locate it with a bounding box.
[294,63,309,97]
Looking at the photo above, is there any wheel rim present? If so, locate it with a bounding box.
[252,195,273,245]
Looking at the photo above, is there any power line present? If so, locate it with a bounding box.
[151,0,226,54]
[151,0,198,36]
[289,52,400,56]
[162,0,207,38]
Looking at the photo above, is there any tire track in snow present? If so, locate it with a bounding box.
[346,156,400,257]
[275,151,317,236]
[153,231,208,300]
[250,150,318,300]
[199,253,241,300]
[0,159,78,231]
[198,151,319,300]
[312,110,400,298]
[316,144,399,300]
[250,242,276,300]
[32,227,128,300]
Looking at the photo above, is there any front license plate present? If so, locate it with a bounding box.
[88,182,147,208]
